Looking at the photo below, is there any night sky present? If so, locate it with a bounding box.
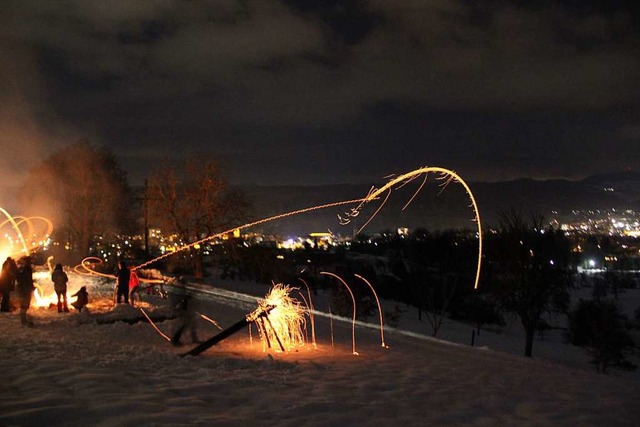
[1,0,639,187]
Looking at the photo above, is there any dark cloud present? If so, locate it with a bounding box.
[282,0,381,45]
[1,0,638,189]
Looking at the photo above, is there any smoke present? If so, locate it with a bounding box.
[0,45,42,206]
[0,39,81,220]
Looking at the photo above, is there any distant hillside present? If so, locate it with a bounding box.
[7,172,640,237]
[238,172,640,235]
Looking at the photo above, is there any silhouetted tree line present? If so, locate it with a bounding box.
[20,141,250,269]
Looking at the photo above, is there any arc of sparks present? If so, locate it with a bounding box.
[298,278,317,349]
[0,214,54,257]
[140,308,171,341]
[135,166,482,291]
[363,167,482,290]
[354,274,387,348]
[74,256,116,278]
[321,271,358,355]
[0,209,36,257]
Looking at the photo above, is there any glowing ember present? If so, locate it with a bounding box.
[250,284,305,352]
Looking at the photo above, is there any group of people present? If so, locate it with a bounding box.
[2,255,199,345]
[0,256,89,326]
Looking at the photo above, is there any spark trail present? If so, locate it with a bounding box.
[354,274,387,348]
[321,272,359,355]
[134,166,483,291]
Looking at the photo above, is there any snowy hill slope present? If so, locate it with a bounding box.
[1,272,639,426]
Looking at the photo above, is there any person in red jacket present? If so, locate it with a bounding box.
[128,267,140,306]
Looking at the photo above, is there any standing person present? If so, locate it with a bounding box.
[0,257,18,312]
[15,256,35,327]
[115,260,130,304]
[71,286,89,312]
[51,263,69,313]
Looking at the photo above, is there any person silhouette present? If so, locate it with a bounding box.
[51,263,70,313]
[15,256,34,327]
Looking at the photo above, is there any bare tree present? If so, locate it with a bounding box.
[20,140,131,263]
[147,156,250,278]
[488,209,573,357]
[421,272,458,337]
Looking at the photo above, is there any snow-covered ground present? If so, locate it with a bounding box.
[1,270,639,426]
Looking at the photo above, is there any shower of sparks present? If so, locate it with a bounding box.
[354,274,387,348]
[321,272,359,355]
[249,284,306,353]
